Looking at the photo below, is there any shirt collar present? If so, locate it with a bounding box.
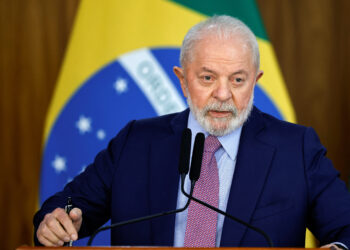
[187,111,242,161]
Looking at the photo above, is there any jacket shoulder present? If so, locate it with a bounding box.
[249,108,314,146]
[114,109,188,144]
[255,108,307,135]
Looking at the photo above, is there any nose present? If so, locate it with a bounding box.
[213,79,232,102]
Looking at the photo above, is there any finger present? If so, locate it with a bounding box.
[54,209,78,241]
[43,229,65,246]
[37,234,57,247]
[38,223,64,246]
[44,210,71,242]
[44,216,70,242]
[321,244,340,250]
[37,224,57,247]
[45,211,74,242]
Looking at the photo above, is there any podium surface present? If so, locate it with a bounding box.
[17,247,327,250]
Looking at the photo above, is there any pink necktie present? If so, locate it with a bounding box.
[184,135,221,247]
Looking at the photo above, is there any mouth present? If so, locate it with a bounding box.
[208,110,233,118]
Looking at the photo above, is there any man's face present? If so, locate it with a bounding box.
[174,35,263,136]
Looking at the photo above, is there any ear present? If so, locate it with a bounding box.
[173,66,188,98]
[255,70,264,85]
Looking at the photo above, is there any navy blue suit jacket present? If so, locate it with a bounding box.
[34,107,350,247]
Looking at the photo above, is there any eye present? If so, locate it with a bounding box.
[200,74,214,83]
[204,75,212,81]
[232,77,245,86]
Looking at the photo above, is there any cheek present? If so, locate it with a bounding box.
[234,87,254,110]
[187,82,211,109]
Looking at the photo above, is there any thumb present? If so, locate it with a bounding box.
[69,208,82,222]
[69,208,83,232]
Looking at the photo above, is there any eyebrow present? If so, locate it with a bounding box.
[231,70,248,76]
[200,67,249,76]
[201,67,216,74]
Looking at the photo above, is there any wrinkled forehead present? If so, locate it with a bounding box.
[186,34,254,66]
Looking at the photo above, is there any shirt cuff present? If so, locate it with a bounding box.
[333,242,348,250]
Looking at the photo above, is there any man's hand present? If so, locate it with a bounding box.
[321,243,346,250]
[36,207,82,246]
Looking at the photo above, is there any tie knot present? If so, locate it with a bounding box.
[204,135,221,153]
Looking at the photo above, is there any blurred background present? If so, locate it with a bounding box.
[0,0,349,249]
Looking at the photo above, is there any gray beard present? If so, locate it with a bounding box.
[187,93,254,136]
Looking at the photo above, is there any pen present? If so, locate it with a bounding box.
[64,197,73,247]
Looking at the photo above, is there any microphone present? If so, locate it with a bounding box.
[189,133,205,182]
[87,128,194,246]
[178,128,192,176]
[181,135,274,247]
[179,131,205,193]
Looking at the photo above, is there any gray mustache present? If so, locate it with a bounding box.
[203,102,238,116]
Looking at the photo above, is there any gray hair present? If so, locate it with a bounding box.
[180,15,260,70]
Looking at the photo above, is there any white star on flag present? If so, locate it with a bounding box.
[96,129,106,140]
[76,115,92,134]
[114,78,128,94]
[52,155,67,173]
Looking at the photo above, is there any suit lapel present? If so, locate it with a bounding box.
[221,108,276,246]
[148,109,189,246]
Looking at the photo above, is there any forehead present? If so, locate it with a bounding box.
[188,35,254,70]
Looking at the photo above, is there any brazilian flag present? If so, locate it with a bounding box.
[40,0,314,246]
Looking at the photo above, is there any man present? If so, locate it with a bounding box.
[34,15,350,248]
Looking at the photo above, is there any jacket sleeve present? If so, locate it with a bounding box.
[33,120,135,245]
[304,127,350,247]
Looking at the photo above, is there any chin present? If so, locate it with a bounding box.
[209,117,232,130]
[205,118,238,137]
[187,91,254,137]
